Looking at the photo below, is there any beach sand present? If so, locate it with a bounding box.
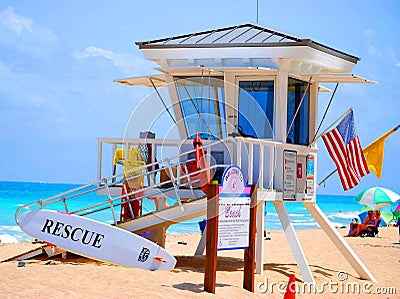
[0,227,398,298]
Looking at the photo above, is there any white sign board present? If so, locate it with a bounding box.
[218,166,251,250]
[283,150,297,200]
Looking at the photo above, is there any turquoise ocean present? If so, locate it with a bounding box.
[0,181,361,243]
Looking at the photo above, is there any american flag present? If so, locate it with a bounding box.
[322,111,369,190]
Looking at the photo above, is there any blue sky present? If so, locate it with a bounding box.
[0,0,399,196]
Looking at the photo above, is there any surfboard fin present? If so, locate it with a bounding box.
[153,256,166,263]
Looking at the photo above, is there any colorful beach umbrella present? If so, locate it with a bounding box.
[355,187,400,208]
[394,202,400,213]
[393,202,400,222]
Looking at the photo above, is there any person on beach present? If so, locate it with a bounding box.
[398,217,400,243]
[345,210,375,237]
[348,218,359,235]
[359,209,381,236]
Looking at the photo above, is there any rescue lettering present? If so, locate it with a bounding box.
[41,218,104,248]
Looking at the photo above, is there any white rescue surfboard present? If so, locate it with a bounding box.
[18,209,176,271]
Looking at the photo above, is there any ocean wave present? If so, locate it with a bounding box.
[265,212,278,216]
[288,213,308,217]
[291,219,315,223]
[0,234,19,243]
[13,203,30,208]
[327,211,359,219]
[0,225,22,232]
[292,222,319,227]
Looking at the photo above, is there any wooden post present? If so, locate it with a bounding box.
[155,197,166,247]
[204,183,219,294]
[243,184,257,292]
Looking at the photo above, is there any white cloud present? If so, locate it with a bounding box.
[0,6,59,58]
[368,45,381,57]
[73,46,114,60]
[363,28,382,57]
[364,28,375,39]
[396,62,400,68]
[0,6,32,34]
[73,46,157,76]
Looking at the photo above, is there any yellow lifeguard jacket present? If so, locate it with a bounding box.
[113,147,146,189]
[113,148,125,166]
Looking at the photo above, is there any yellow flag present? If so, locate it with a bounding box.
[363,125,399,178]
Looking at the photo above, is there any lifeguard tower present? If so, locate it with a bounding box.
[17,24,376,283]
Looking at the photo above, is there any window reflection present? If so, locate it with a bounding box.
[287,78,309,145]
[175,77,226,140]
[238,81,274,138]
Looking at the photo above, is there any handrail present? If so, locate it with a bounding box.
[15,164,224,227]
[15,136,229,228]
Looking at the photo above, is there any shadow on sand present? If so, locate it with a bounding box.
[171,282,232,293]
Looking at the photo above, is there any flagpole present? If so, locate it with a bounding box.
[317,169,337,187]
[364,124,399,148]
[308,107,352,148]
[310,83,339,145]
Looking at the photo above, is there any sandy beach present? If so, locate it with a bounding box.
[0,227,399,298]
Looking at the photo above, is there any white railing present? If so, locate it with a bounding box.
[232,137,318,192]
[16,136,318,232]
[97,136,318,194]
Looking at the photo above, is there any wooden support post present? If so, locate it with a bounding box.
[154,227,166,248]
[204,183,219,294]
[243,184,257,292]
[155,197,167,247]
